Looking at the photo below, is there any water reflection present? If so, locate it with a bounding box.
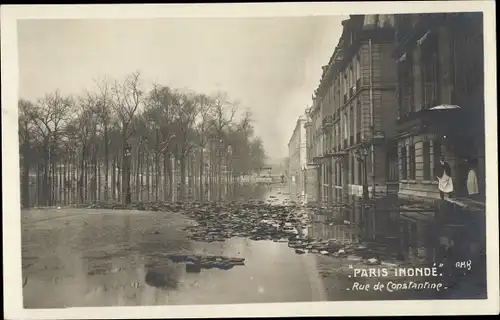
[22,183,486,306]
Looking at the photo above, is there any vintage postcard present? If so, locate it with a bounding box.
[2,1,498,319]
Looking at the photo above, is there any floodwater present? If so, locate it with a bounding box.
[21,183,487,308]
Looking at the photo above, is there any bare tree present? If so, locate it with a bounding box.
[144,84,177,201]
[171,91,200,201]
[111,71,144,204]
[209,91,237,200]
[66,93,99,203]
[192,94,215,199]
[18,99,37,207]
[18,72,269,206]
[29,91,73,205]
[94,77,114,201]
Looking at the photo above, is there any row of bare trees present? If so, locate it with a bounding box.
[18,71,267,208]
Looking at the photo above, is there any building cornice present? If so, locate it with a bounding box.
[315,15,395,100]
[392,13,446,59]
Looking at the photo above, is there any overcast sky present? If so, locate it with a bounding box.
[18,17,345,161]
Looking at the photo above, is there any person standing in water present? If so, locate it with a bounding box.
[436,156,453,199]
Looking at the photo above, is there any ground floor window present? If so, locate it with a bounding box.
[357,158,363,185]
[409,144,416,180]
[350,155,355,184]
[423,140,431,180]
[400,146,408,180]
[433,138,442,177]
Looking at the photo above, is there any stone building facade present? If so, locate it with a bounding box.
[304,106,320,203]
[312,14,399,202]
[287,115,308,200]
[393,13,484,200]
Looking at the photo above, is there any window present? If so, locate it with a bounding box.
[400,146,407,180]
[395,14,413,43]
[421,33,440,110]
[409,144,416,180]
[356,100,362,142]
[398,52,414,116]
[422,140,431,180]
[343,111,349,141]
[349,65,354,95]
[350,105,354,145]
[357,158,363,185]
[350,155,355,184]
[356,55,361,81]
[433,139,442,176]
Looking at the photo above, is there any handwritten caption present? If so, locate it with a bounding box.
[346,260,472,292]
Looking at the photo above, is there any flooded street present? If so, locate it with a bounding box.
[21,183,486,308]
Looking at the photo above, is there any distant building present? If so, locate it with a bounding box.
[304,106,319,203]
[393,13,484,200]
[287,115,307,199]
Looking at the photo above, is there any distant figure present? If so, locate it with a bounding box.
[467,158,479,198]
[436,156,453,199]
[280,174,285,183]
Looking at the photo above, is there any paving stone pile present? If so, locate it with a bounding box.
[165,254,245,272]
[77,200,398,265]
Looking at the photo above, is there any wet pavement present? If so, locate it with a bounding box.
[22,183,487,308]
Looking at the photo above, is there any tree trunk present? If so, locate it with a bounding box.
[35,163,40,206]
[63,155,68,205]
[93,147,98,202]
[146,151,150,202]
[43,147,49,206]
[122,140,131,205]
[73,153,77,203]
[155,152,160,202]
[136,146,141,202]
[199,148,204,200]
[103,126,109,201]
[180,155,186,201]
[21,152,30,208]
[97,159,101,202]
[58,156,63,205]
[36,163,42,206]
[111,155,116,200]
[51,150,56,206]
[79,146,85,204]
[166,153,173,201]
[163,151,168,202]
[84,158,88,203]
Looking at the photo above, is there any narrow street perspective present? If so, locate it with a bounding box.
[16,11,488,309]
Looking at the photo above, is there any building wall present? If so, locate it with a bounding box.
[334,34,398,199]
[288,116,307,198]
[302,15,399,203]
[394,13,484,201]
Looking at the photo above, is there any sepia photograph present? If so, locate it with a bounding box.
[2,2,498,318]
